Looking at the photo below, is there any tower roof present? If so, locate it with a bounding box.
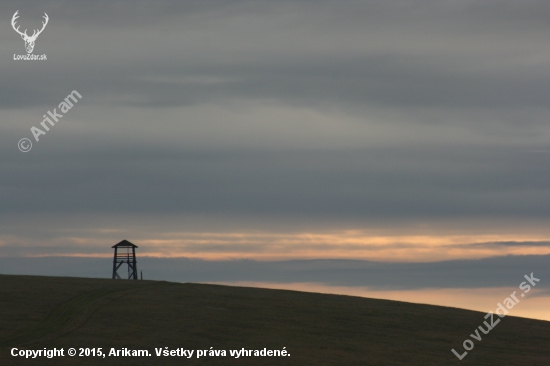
[112,239,138,248]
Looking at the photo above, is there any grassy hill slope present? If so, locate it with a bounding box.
[0,274,548,365]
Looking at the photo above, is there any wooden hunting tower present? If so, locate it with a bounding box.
[112,240,138,280]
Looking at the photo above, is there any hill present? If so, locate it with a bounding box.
[0,274,548,365]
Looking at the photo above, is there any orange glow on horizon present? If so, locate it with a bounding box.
[2,231,550,261]
[211,281,550,322]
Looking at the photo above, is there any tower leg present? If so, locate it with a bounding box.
[112,247,118,279]
[132,247,138,280]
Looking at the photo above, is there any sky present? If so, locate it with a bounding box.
[2,0,550,320]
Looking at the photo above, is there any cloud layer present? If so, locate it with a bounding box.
[2,0,550,259]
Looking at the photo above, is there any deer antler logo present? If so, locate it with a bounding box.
[11,11,49,54]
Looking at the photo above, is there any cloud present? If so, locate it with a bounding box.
[2,0,550,262]
[469,241,550,248]
[3,145,550,221]
[2,0,550,112]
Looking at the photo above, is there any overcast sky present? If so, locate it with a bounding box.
[1,1,550,318]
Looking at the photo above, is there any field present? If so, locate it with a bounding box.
[0,274,548,365]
